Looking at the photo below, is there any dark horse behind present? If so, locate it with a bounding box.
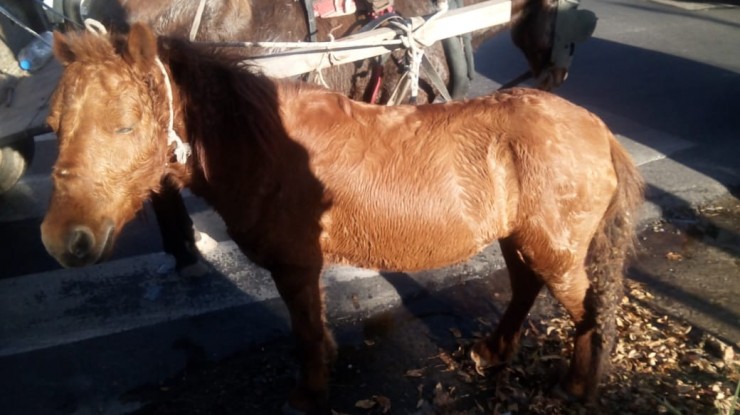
[83,0,589,98]
[41,25,642,413]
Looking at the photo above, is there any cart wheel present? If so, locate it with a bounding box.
[0,137,35,195]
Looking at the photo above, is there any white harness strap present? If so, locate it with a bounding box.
[189,0,208,41]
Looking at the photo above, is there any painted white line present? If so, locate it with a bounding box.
[590,106,696,167]
[649,0,730,11]
[615,131,695,167]
[0,230,502,358]
[0,239,386,357]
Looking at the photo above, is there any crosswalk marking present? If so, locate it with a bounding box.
[0,237,405,357]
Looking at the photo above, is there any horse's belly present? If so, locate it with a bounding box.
[321,214,487,271]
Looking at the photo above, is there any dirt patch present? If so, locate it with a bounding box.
[633,192,740,346]
[127,194,740,414]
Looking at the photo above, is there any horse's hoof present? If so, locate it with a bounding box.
[470,344,505,376]
[470,339,512,376]
[552,381,595,404]
[551,383,578,402]
[177,260,211,278]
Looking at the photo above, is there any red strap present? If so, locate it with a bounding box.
[370,5,394,18]
[313,0,357,18]
[369,63,384,104]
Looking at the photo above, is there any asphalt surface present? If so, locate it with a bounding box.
[0,0,738,413]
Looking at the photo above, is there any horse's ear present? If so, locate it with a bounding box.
[124,23,158,70]
[52,31,75,66]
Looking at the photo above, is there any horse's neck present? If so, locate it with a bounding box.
[166,53,282,191]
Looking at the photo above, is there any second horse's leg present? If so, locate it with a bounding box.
[151,176,208,277]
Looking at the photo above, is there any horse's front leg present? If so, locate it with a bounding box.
[272,264,336,414]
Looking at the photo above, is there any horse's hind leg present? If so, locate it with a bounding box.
[543,264,604,401]
[513,233,609,400]
[480,224,614,401]
[470,236,544,373]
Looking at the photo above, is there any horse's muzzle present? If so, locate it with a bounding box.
[536,67,569,91]
[41,220,115,268]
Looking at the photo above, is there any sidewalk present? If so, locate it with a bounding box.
[0,60,58,147]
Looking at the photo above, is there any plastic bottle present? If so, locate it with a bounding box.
[17,31,54,72]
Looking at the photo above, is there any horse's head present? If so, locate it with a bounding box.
[511,0,596,90]
[41,24,176,267]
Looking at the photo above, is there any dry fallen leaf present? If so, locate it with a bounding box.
[374,395,391,414]
[404,368,424,377]
[436,350,458,370]
[354,399,375,409]
[432,382,454,408]
[665,251,683,261]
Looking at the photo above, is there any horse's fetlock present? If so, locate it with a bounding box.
[470,337,514,375]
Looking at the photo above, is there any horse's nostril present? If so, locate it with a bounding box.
[68,227,95,259]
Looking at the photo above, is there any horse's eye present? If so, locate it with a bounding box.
[115,127,134,134]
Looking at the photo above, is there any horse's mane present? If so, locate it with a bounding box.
[160,37,320,180]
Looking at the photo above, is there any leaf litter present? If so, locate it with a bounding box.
[129,197,740,414]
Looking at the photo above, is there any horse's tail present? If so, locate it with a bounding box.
[585,134,644,387]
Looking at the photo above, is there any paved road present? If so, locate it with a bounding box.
[0,0,738,413]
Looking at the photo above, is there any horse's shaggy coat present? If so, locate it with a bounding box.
[41,25,643,413]
[85,0,569,275]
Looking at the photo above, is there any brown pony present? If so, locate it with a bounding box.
[80,0,586,275]
[41,25,641,413]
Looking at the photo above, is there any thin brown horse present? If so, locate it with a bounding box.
[79,0,594,276]
[41,25,642,413]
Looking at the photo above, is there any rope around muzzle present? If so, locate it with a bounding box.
[85,19,192,164]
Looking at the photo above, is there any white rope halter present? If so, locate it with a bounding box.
[153,58,192,164]
[85,19,191,164]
